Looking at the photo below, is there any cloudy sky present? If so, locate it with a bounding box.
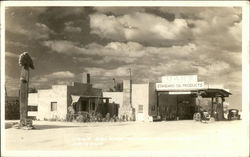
[5,7,242,109]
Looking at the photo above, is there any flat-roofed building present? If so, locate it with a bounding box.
[106,75,231,121]
[28,74,115,120]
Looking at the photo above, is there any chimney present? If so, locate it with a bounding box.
[87,73,90,84]
[82,73,90,84]
[113,78,117,91]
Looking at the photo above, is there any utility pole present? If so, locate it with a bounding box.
[18,52,34,127]
[129,68,132,105]
[5,85,7,97]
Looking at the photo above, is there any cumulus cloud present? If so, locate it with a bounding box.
[146,43,197,59]
[229,21,242,44]
[43,40,145,57]
[5,75,19,96]
[43,39,202,68]
[74,56,137,65]
[5,51,19,58]
[6,21,55,40]
[31,71,76,86]
[85,67,130,78]
[43,40,82,54]
[190,9,241,51]
[5,7,242,109]
[6,41,28,48]
[64,21,82,32]
[89,12,191,46]
[44,71,75,79]
[33,22,55,39]
[197,61,231,77]
[47,7,85,19]
[30,71,76,88]
[43,38,241,80]
[94,7,145,15]
[157,7,242,52]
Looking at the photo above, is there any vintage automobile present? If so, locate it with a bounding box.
[193,110,210,122]
[227,109,241,120]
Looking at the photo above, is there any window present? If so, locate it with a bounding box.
[51,102,57,111]
[138,105,143,113]
[28,105,38,111]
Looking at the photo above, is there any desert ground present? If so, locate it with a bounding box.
[3,120,247,156]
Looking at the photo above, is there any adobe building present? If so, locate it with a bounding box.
[104,75,231,122]
[28,74,231,122]
[28,74,116,120]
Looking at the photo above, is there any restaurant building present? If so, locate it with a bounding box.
[28,74,116,120]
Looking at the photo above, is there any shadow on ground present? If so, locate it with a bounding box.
[5,123,82,130]
[5,122,18,129]
[5,121,134,130]
[34,125,81,130]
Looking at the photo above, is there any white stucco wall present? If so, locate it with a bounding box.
[28,82,103,120]
[28,93,38,117]
[103,92,123,106]
[132,84,149,121]
[28,93,38,105]
[36,85,68,120]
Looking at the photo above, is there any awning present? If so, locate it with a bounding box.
[157,88,231,97]
[71,95,81,104]
[198,88,231,97]
[70,95,111,106]
[71,94,111,101]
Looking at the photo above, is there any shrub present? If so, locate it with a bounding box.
[76,112,89,122]
[105,113,110,121]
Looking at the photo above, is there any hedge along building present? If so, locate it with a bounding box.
[28,74,117,120]
[104,75,231,122]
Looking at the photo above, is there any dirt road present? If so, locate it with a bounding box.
[3,120,247,156]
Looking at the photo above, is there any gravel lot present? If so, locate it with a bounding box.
[3,120,248,157]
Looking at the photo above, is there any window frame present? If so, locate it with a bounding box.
[138,105,143,113]
[51,102,57,111]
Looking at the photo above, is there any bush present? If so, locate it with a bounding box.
[76,112,89,122]
[47,115,63,122]
[105,113,110,121]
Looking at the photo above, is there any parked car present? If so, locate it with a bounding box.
[193,110,210,121]
[227,109,241,120]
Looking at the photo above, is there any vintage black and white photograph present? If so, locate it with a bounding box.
[1,1,249,157]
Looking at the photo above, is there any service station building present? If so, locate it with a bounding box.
[105,75,231,121]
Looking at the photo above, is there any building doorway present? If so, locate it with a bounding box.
[158,93,196,120]
[74,99,88,113]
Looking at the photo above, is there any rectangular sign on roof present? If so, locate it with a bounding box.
[156,82,204,91]
[161,75,198,83]
[169,91,191,95]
